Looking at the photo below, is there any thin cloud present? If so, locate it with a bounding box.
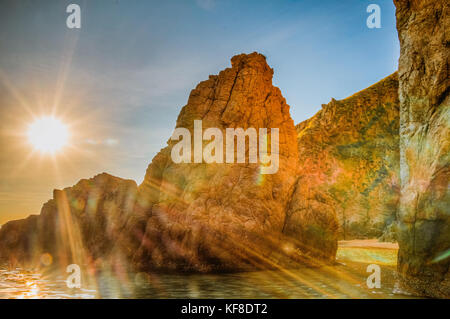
[85,138,119,146]
[196,0,215,11]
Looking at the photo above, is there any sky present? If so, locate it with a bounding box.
[0,0,399,225]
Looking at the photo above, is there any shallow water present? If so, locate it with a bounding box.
[0,244,419,299]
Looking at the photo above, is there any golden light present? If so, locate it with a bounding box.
[27,116,69,153]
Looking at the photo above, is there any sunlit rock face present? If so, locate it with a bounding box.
[394,0,450,298]
[130,53,336,271]
[0,173,137,269]
[2,53,403,273]
[287,74,400,247]
[0,54,340,273]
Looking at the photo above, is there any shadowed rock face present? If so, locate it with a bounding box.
[130,53,334,271]
[287,74,400,244]
[0,173,138,269]
[394,0,450,298]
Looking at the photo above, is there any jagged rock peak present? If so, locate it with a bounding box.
[133,52,330,272]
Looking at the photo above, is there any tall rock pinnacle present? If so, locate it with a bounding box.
[131,52,334,271]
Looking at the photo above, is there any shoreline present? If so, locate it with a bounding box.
[338,239,398,250]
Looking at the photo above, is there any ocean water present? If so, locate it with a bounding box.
[0,243,419,299]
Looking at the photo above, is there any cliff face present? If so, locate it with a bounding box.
[129,53,335,271]
[0,173,137,268]
[394,0,450,298]
[288,74,400,242]
[0,53,338,272]
[1,8,446,295]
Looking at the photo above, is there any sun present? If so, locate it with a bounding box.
[27,116,69,153]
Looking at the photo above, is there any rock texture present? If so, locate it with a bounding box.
[0,173,137,269]
[130,53,334,271]
[394,0,450,298]
[1,2,448,297]
[287,74,400,243]
[0,53,338,272]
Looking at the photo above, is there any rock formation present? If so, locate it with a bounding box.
[287,74,400,242]
[0,173,137,269]
[0,53,339,272]
[394,0,450,298]
[1,0,448,297]
[129,52,335,271]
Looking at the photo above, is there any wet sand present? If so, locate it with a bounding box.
[339,239,398,250]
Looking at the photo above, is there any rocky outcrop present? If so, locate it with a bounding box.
[0,173,137,269]
[394,0,450,298]
[129,52,335,271]
[0,53,338,272]
[1,1,448,297]
[287,73,400,243]
[1,54,401,273]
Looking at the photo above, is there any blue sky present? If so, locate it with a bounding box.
[0,0,399,223]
